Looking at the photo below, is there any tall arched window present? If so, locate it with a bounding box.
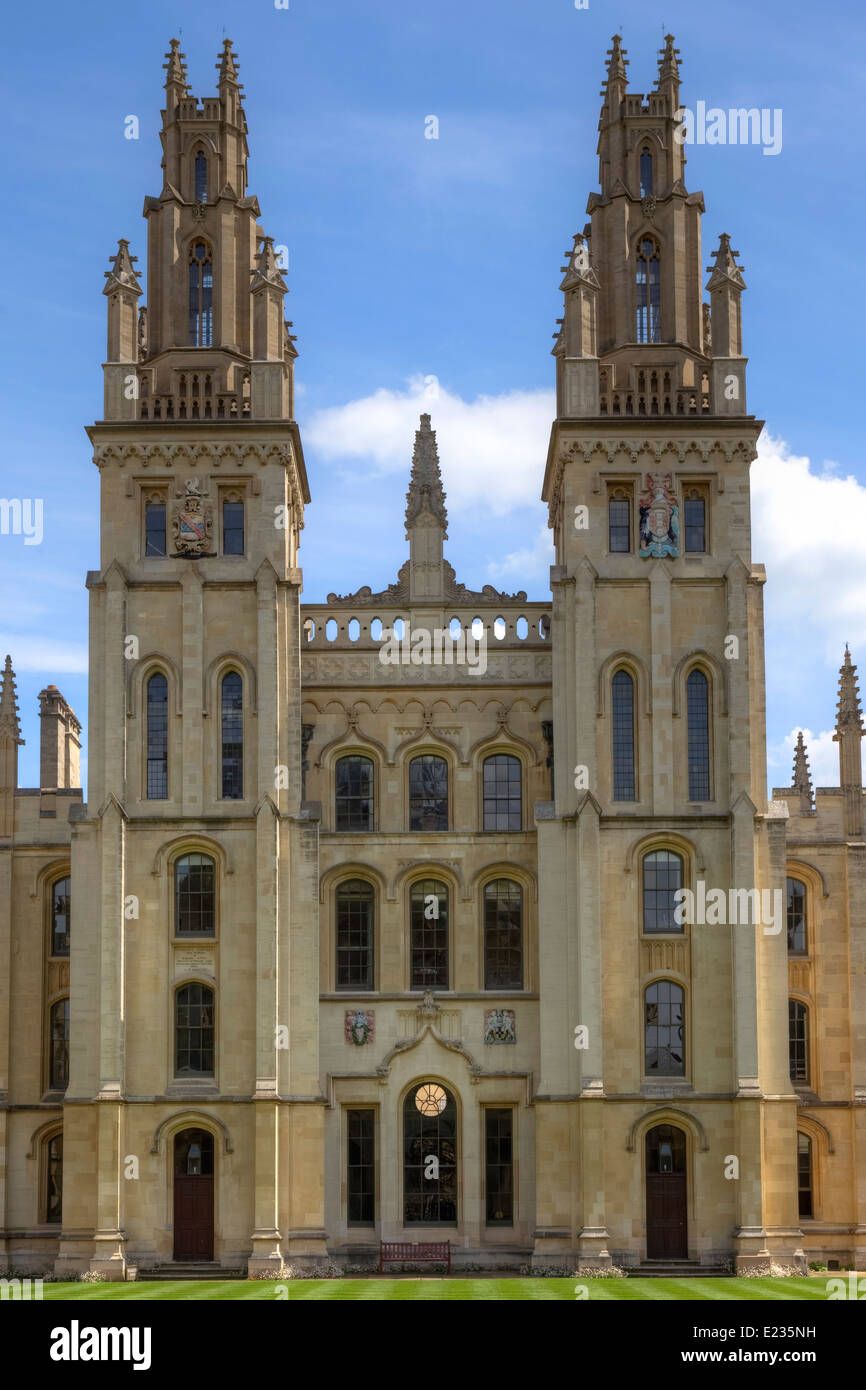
[51,875,71,957]
[175,853,216,937]
[635,237,660,343]
[194,151,208,203]
[46,1132,63,1223]
[410,879,449,989]
[611,670,636,801]
[789,1000,809,1084]
[483,879,523,989]
[403,1083,457,1224]
[797,1133,813,1218]
[221,672,243,799]
[787,877,807,954]
[188,241,213,347]
[335,755,374,831]
[146,672,168,799]
[482,754,522,831]
[336,880,374,990]
[644,980,685,1075]
[49,998,69,1090]
[409,755,448,831]
[175,983,215,1077]
[640,146,653,197]
[686,669,711,801]
[642,850,684,934]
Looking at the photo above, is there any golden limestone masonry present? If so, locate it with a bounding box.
[0,35,863,1279]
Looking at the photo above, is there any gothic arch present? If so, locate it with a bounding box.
[26,1116,63,1160]
[127,652,182,718]
[152,832,231,878]
[786,858,830,900]
[624,829,702,877]
[203,652,257,716]
[389,860,464,904]
[150,1109,233,1155]
[596,650,651,716]
[672,650,728,717]
[626,1106,709,1153]
[28,857,71,902]
[796,1112,834,1155]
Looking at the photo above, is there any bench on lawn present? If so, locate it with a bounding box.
[379,1241,451,1273]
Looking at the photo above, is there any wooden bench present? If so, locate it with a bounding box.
[379,1241,451,1273]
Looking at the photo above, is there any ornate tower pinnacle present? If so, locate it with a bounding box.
[0,655,23,837]
[791,730,813,814]
[405,413,447,604]
[833,645,865,837]
[655,33,681,105]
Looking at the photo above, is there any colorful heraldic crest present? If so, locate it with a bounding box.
[172,478,214,557]
[345,1008,375,1046]
[639,472,679,558]
[484,1008,516,1044]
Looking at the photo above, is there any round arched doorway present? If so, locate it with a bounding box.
[403,1083,458,1226]
[173,1128,214,1260]
[645,1123,687,1259]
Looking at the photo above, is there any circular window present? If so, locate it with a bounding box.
[414,1082,447,1117]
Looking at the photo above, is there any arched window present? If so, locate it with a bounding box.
[611,670,636,801]
[335,755,374,831]
[221,672,243,799]
[410,879,449,990]
[686,669,711,801]
[482,754,522,831]
[194,151,207,203]
[46,1133,63,1223]
[640,146,653,197]
[644,980,685,1075]
[409,755,448,831]
[642,850,684,933]
[635,237,660,343]
[403,1083,457,1224]
[483,879,523,989]
[175,984,215,1077]
[188,241,213,347]
[49,998,69,1090]
[789,1000,809,1084]
[51,875,71,957]
[608,490,631,552]
[175,853,216,937]
[787,878,807,954]
[797,1133,813,1218]
[336,880,374,990]
[146,672,168,799]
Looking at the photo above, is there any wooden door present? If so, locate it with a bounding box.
[173,1129,214,1261]
[645,1124,687,1259]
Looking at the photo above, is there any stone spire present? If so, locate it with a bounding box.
[405,414,447,532]
[0,656,23,837]
[163,37,188,110]
[405,414,447,604]
[833,645,865,838]
[705,233,747,413]
[102,239,143,421]
[791,731,813,814]
[655,33,681,106]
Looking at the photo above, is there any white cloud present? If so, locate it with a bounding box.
[487,523,554,585]
[0,636,88,674]
[752,433,866,661]
[769,726,846,790]
[305,376,554,517]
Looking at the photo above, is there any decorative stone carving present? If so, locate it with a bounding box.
[484,1008,516,1044]
[172,478,214,557]
[345,1008,375,1045]
[639,472,679,558]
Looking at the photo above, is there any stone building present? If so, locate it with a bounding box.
[0,35,863,1278]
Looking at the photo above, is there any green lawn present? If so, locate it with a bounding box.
[40,1277,829,1301]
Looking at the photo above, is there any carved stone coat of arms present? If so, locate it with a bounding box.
[639,472,679,558]
[172,479,214,557]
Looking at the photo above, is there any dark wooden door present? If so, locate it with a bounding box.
[645,1124,687,1259]
[173,1129,214,1261]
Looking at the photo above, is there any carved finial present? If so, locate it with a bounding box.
[604,34,628,85]
[0,656,23,743]
[216,37,240,86]
[250,235,288,293]
[163,37,188,95]
[103,239,143,297]
[792,730,813,812]
[405,413,448,533]
[656,32,681,85]
[705,233,746,289]
[835,644,865,735]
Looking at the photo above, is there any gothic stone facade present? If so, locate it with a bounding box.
[0,36,864,1278]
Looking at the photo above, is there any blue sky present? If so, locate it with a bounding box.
[1,0,864,792]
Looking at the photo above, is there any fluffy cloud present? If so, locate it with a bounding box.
[770,726,841,791]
